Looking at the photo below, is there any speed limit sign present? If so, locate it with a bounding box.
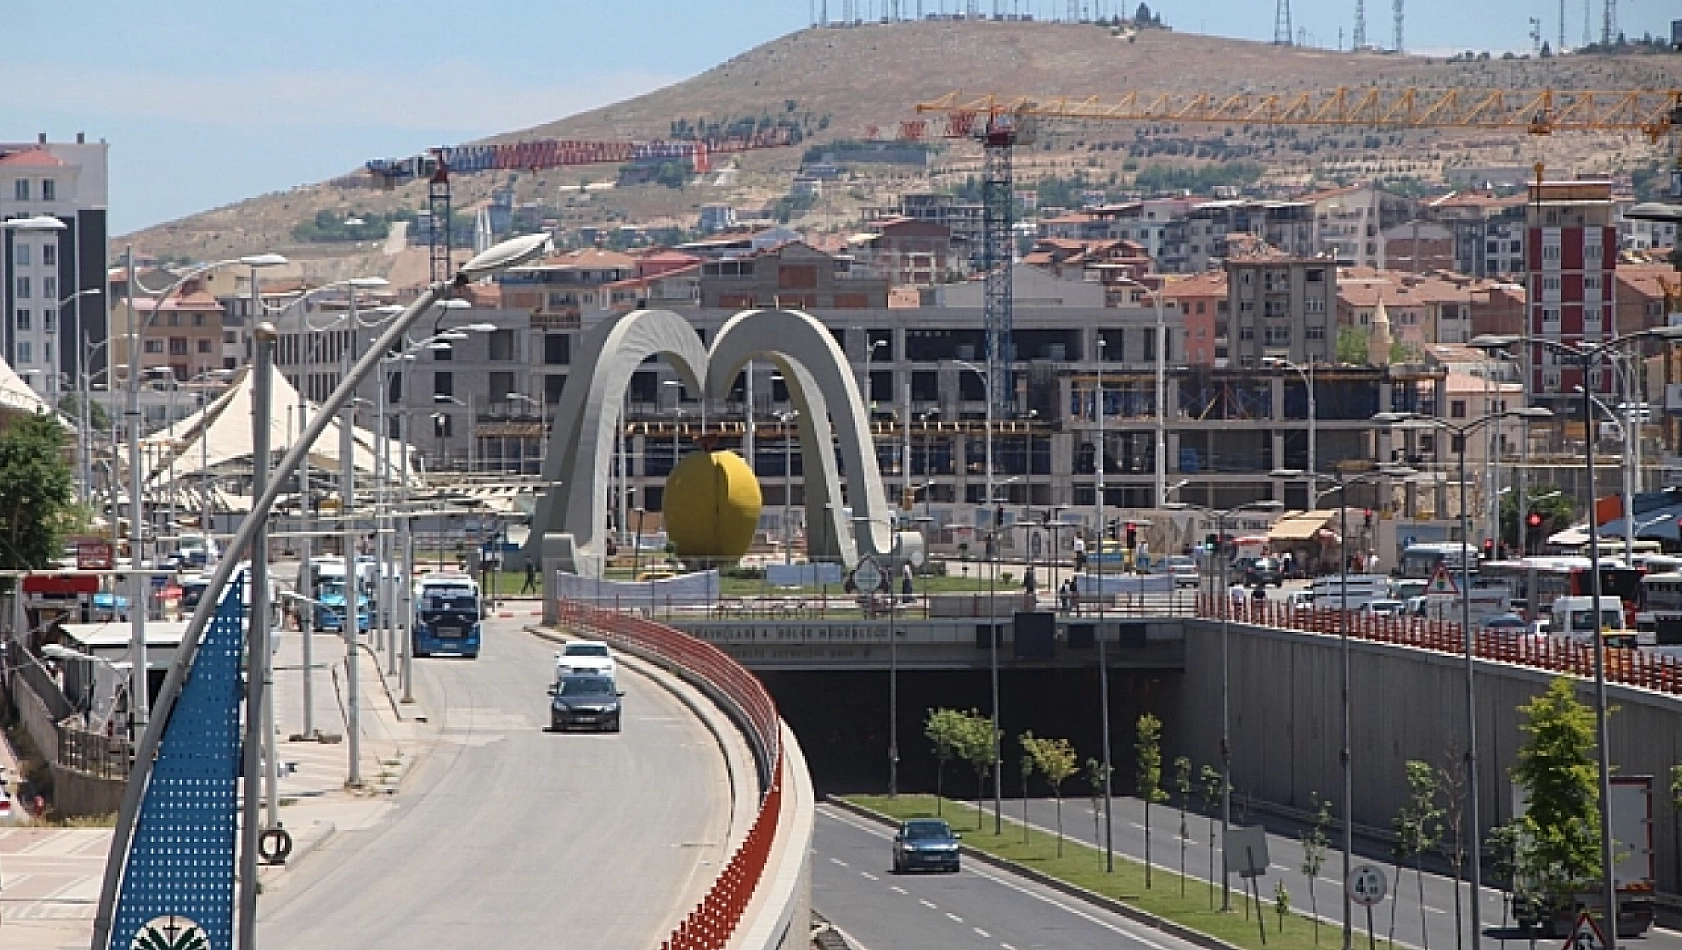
[1347,864,1388,906]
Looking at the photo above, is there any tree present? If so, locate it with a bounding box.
[1026,735,1078,855]
[1437,753,1470,948]
[952,709,998,828]
[1274,881,1291,933]
[1174,756,1193,897]
[1018,736,1036,844]
[1507,677,1605,922]
[925,708,967,815]
[1136,713,1167,887]
[0,413,75,586]
[1301,793,1332,946]
[1392,761,1444,947]
[56,392,111,432]
[1500,486,1575,550]
[1199,765,1223,905]
[1085,757,1112,871]
[1335,326,1369,365]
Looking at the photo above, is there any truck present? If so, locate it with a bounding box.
[1511,775,1655,938]
[413,573,482,658]
[1550,595,1636,650]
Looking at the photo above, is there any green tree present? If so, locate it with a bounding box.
[1392,761,1444,947]
[1199,765,1223,905]
[0,413,75,584]
[1136,713,1167,887]
[1174,756,1193,897]
[56,392,111,432]
[1301,793,1332,945]
[951,709,998,828]
[925,708,967,814]
[1500,487,1576,551]
[1274,880,1291,934]
[1507,677,1604,922]
[1085,757,1112,871]
[1026,735,1079,855]
[1335,326,1369,365]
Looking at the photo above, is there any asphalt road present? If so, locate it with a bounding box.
[260,616,734,950]
[815,803,1219,950]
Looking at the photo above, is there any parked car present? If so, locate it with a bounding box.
[548,674,623,732]
[891,818,961,873]
[1361,599,1406,617]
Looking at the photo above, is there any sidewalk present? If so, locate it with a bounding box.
[0,626,428,950]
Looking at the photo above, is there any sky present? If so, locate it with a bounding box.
[4,0,1675,235]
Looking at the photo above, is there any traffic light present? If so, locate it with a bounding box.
[1527,512,1543,528]
[1364,509,1373,528]
[1125,522,1138,550]
[1481,538,1494,559]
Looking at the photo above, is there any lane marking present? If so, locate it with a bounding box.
[1002,944,1018,949]
[830,857,849,867]
[890,885,907,894]
[974,927,993,938]
[946,912,965,923]
[860,871,879,881]
[919,899,938,910]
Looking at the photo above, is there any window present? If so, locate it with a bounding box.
[40,244,53,266]
[192,313,205,327]
[488,329,515,361]
[42,276,55,298]
[14,277,29,299]
[545,374,567,404]
[433,339,452,361]
[15,342,29,364]
[143,339,164,354]
[13,180,28,201]
[1305,297,1325,313]
[12,244,28,266]
[1542,244,1561,261]
[43,341,51,363]
[544,334,571,364]
[1305,325,1326,340]
[197,340,213,353]
[433,371,454,398]
[1263,326,1291,346]
[13,309,29,330]
[489,371,515,405]
[1451,400,1467,419]
[168,338,188,356]
[1541,276,1560,293]
[41,179,55,201]
[42,309,54,332]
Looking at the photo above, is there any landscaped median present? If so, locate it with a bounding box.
[839,794,1394,950]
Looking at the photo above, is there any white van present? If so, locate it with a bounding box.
[1550,595,1635,649]
[1308,574,1390,610]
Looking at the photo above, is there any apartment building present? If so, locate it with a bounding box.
[1378,220,1456,272]
[1223,254,1338,368]
[1425,191,1528,278]
[1161,271,1228,367]
[110,281,226,383]
[0,135,109,397]
[1525,179,1618,405]
[1159,200,1317,273]
[1307,183,1415,267]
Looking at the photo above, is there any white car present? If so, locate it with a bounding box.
[555,641,616,682]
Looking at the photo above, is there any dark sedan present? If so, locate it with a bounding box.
[548,675,623,732]
[891,818,961,873]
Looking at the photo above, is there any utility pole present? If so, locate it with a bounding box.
[342,320,362,788]
[238,322,276,950]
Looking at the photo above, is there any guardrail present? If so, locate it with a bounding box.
[1199,595,1682,696]
[554,599,785,950]
[58,724,131,779]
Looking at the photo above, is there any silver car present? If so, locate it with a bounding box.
[1164,555,1200,588]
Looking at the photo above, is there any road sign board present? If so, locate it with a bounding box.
[1222,826,1270,878]
[853,556,883,593]
[1347,864,1388,906]
[77,541,114,571]
[1429,563,1460,595]
[1562,911,1607,950]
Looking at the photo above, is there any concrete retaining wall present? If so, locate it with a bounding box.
[1172,619,1682,891]
[50,762,123,816]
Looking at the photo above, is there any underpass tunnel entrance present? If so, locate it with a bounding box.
[758,667,1182,798]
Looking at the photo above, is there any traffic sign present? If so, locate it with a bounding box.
[852,556,884,593]
[1562,911,1607,950]
[77,541,114,571]
[1429,563,1460,596]
[1347,864,1388,906]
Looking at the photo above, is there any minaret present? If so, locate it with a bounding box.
[1368,298,1393,366]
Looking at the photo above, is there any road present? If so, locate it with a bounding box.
[815,803,1220,950]
[261,616,734,949]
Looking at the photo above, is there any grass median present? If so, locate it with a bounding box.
[848,794,1394,950]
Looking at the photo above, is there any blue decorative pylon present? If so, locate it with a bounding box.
[111,578,246,950]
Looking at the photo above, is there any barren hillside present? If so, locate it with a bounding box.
[122,20,1682,280]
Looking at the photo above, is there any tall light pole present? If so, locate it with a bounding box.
[124,248,287,737]
[1374,408,1551,950]
[1267,466,1413,945]
[1262,354,1317,479]
[1094,335,1114,869]
[774,406,799,565]
[954,357,1003,832]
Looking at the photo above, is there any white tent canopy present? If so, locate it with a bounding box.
[0,355,62,419]
[140,366,414,487]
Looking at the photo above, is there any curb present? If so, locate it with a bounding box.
[825,794,1252,950]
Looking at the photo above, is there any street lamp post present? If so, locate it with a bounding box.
[123,247,287,738]
[1374,408,1552,950]
[1472,327,1682,949]
[774,406,799,565]
[955,357,1003,833]
[1263,355,1317,482]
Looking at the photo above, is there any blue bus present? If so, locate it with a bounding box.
[412,573,482,658]
[314,578,370,633]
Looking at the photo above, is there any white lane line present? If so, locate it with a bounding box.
[1002,943,1018,950]
[919,899,939,910]
[890,885,907,894]
[946,912,965,923]
[974,927,993,938]
[966,864,1172,950]
[829,921,876,950]
[830,857,849,867]
[860,871,879,881]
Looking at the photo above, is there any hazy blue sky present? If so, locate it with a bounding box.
[3,0,1674,234]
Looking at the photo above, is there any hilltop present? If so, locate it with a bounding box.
[121,20,1682,281]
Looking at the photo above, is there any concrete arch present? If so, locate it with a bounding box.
[707,309,894,563]
[532,309,708,579]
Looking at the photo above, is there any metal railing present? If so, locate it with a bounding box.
[554,599,785,950]
[57,723,132,779]
[1197,595,1682,696]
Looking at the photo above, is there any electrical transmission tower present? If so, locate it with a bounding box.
[1353,0,1366,48]
[1391,0,1403,52]
[1274,0,1293,44]
[1600,0,1613,45]
[1558,0,1565,50]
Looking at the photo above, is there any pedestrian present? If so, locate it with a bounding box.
[1058,578,1071,613]
[521,560,538,595]
[1073,535,1087,572]
[1023,564,1038,609]
[901,562,915,603]
[1068,574,1080,612]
